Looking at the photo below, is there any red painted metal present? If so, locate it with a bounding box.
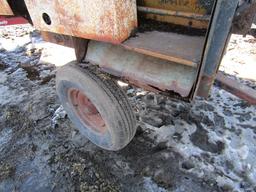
[0,16,28,26]
[68,88,107,134]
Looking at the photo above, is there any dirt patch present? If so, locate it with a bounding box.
[0,63,7,70]
[19,63,40,80]
[0,163,16,181]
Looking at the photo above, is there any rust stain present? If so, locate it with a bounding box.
[144,13,209,29]
[216,72,256,105]
[101,64,189,97]
[86,41,197,98]
[137,0,211,29]
[138,0,208,14]
[121,67,189,96]
[24,0,137,44]
[196,74,215,98]
[0,0,13,15]
[41,31,75,47]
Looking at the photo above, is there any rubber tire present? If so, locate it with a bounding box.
[56,62,137,151]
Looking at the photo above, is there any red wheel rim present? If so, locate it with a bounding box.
[68,88,107,134]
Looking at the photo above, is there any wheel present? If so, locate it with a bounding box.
[56,62,137,151]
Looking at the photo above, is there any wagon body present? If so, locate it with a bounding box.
[1,0,255,102]
[0,0,12,15]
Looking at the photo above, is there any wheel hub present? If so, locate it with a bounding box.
[68,88,107,134]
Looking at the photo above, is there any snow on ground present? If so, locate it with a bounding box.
[0,25,255,192]
[219,34,256,88]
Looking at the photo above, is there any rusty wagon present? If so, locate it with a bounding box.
[1,0,256,150]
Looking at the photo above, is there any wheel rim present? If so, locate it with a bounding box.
[68,88,107,134]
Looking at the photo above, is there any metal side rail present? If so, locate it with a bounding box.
[216,72,256,105]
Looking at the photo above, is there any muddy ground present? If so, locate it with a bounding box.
[0,25,256,192]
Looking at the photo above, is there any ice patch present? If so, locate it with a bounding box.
[216,176,241,191]
[38,42,76,67]
[0,36,31,51]
[0,72,7,83]
[0,69,29,106]
[0,128,12,152]
[148,122,203,158]
[0,85,15,106]
[0,84,28,106]
[39,70,51,79]
[11,68,27,80]
[51,106,67,128]
[139,84,256,191]
[143,177,166,192]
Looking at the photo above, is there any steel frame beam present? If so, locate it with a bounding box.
[195,0,240,98]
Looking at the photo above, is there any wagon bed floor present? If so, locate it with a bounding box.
[122,31,205,68]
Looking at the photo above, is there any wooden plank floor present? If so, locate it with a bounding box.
[122,31,205,67]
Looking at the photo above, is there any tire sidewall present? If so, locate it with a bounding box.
[56,64,124,150]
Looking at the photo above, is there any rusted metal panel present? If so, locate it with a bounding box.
[141,13,209,29]
[24,0,137,44]
[216,72,256,105]
[0,0,13,15]
[86,41,197,97]
[196,74,215,98]
[137,6,210,20]
[122,31,205,68]
[41,31,76,48]
[137,0,214,14]
[137,0,214,29]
